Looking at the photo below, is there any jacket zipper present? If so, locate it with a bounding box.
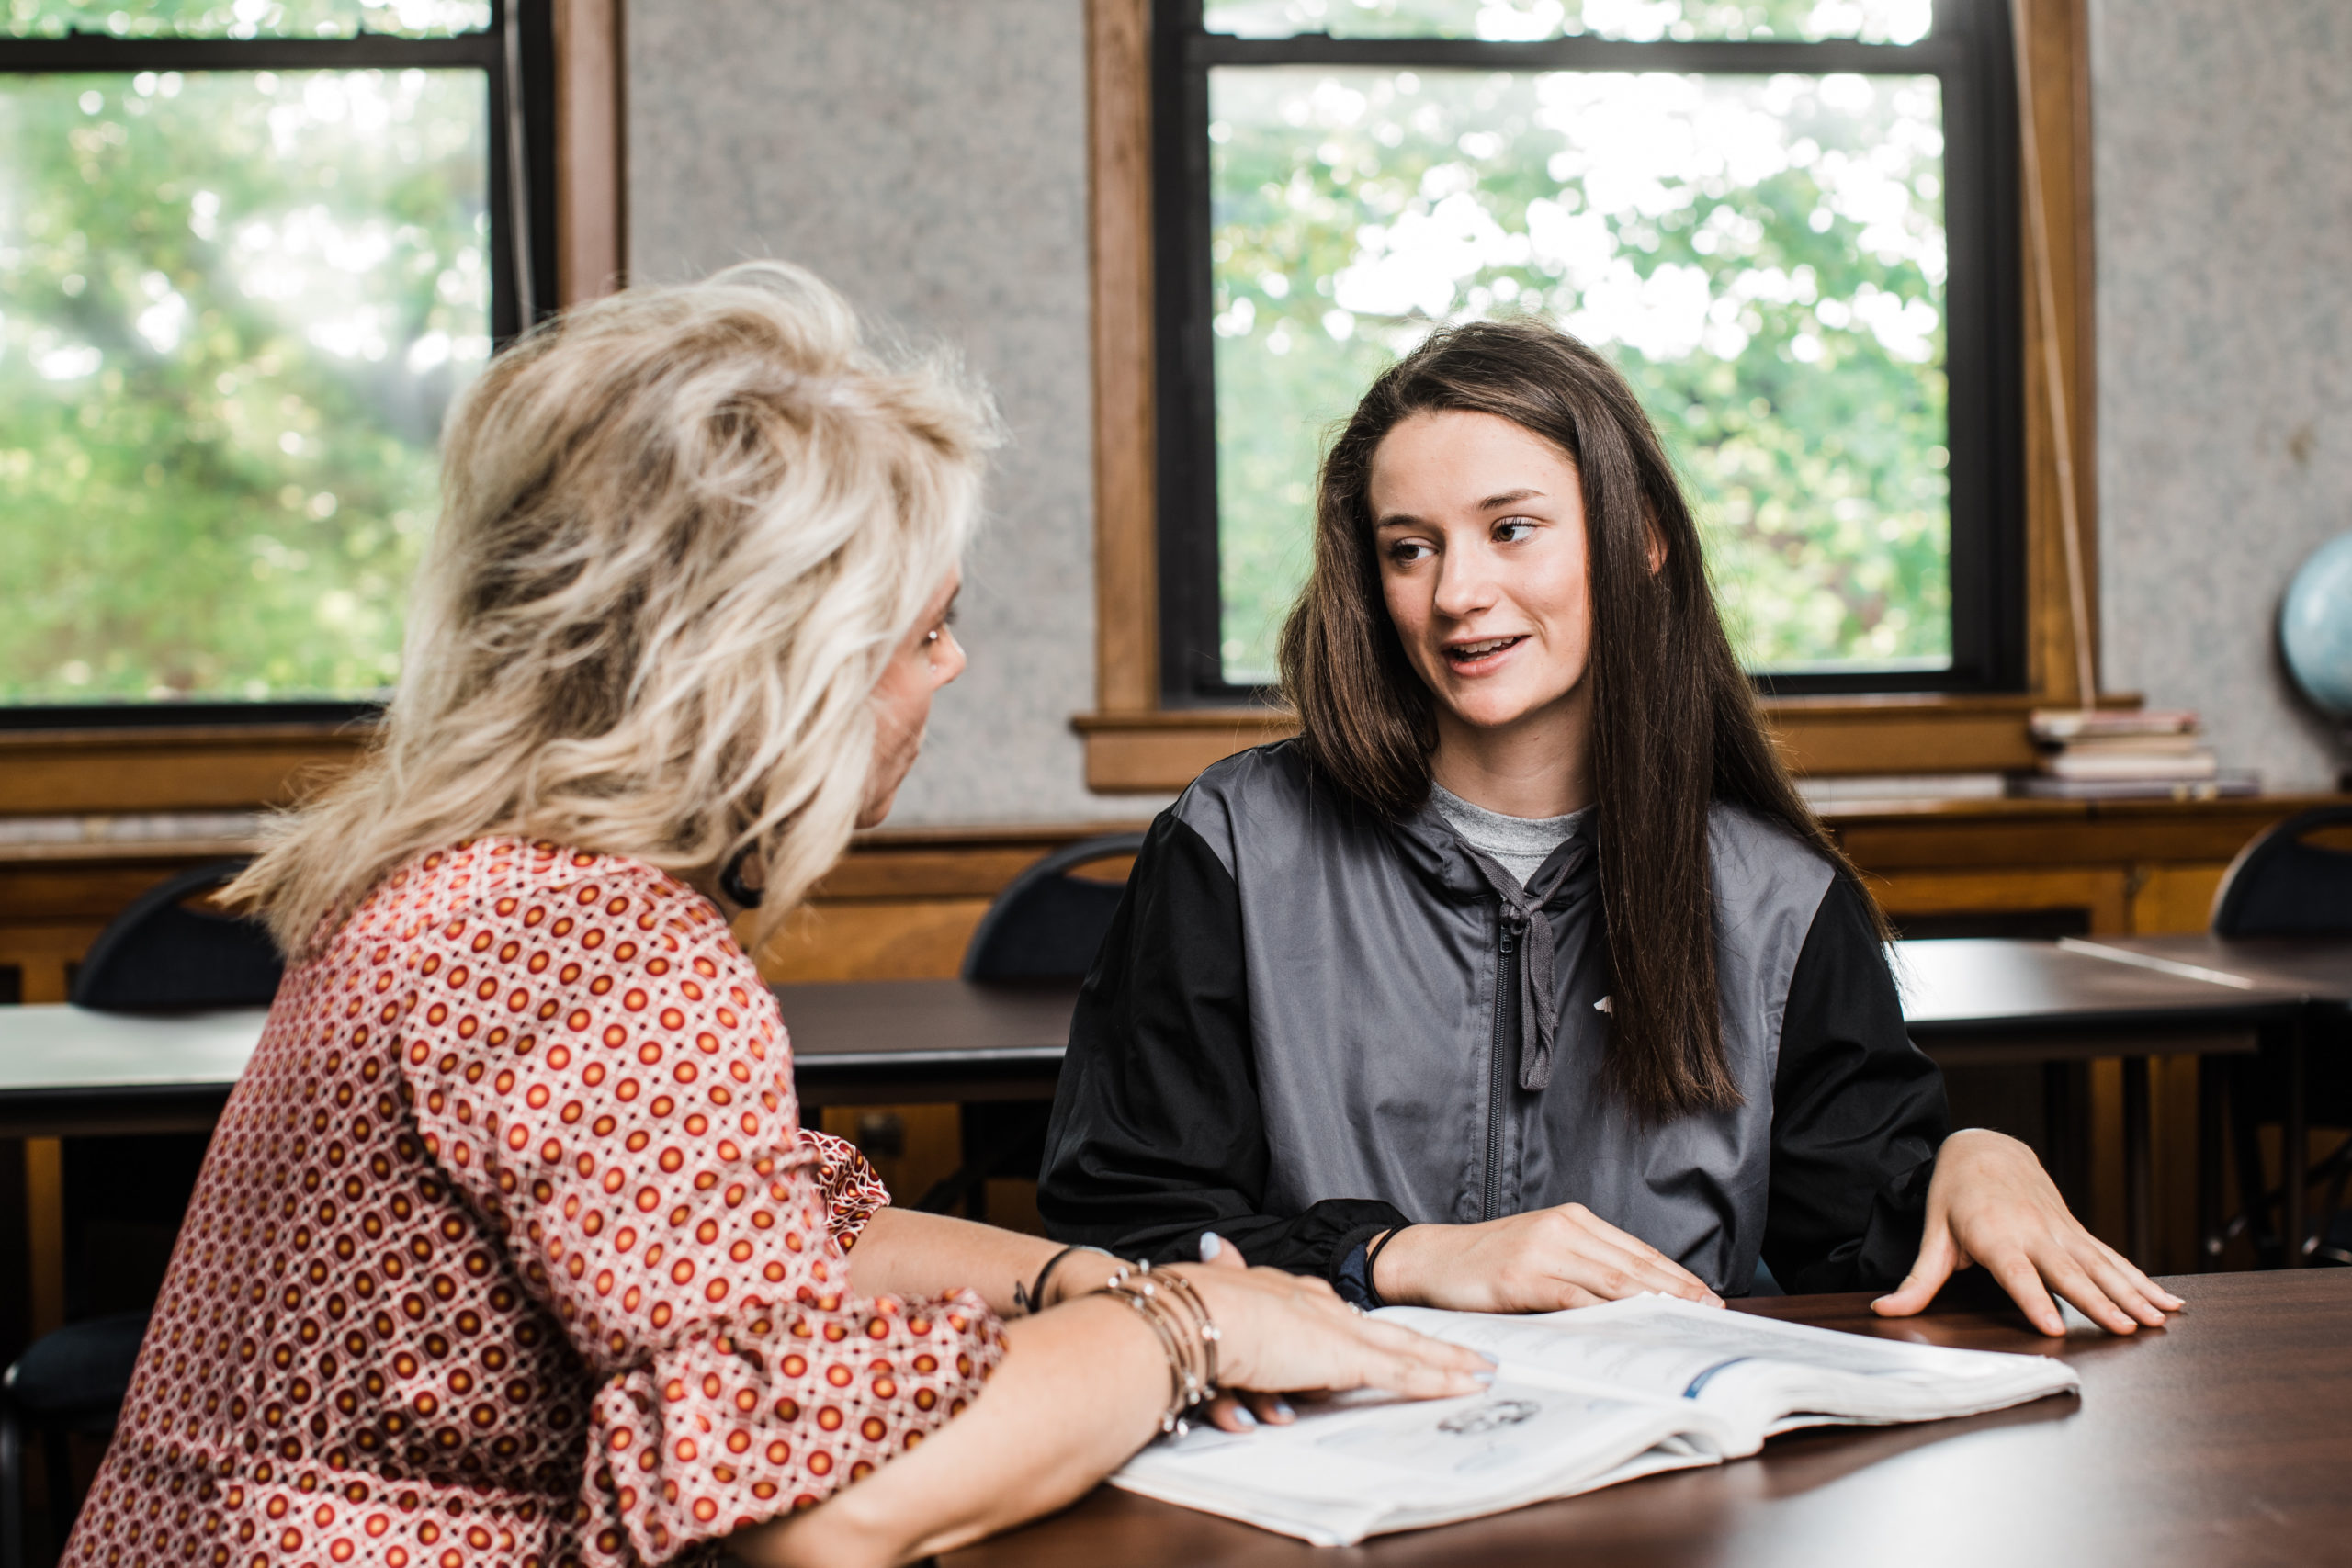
[1483,914,1517,1222]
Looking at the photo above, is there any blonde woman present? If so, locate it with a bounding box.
[62,264,1484,1568]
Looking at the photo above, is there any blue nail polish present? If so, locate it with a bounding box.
[1231,1404,1258,1428]
[1477,1351,1499,1366]
[1271,1398,1295,1420]
[1473,1370,1498,1385]
[1198,1232,1224,1262]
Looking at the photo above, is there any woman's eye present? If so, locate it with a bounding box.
[1385,540,1434,564]
[1494,519,1537,544]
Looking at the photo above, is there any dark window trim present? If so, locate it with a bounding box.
[0,1,559,733]
[1152,0,2025,706]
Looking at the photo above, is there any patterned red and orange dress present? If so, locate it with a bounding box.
[65,839,1004,1568]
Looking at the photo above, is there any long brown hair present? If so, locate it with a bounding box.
[1277,317,1880,1122]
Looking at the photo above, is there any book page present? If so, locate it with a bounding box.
[1114,1295,2078,1545]
[1378,1295,2079,1438]
[1113,1376,1732,1547]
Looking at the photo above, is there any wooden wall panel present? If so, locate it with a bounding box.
[1869,867,2130,934]
[0,727,363,817]
[751,899,995,985]
[1828,798,2333,874]
[0,801,2324,997]
[2130,863,2229,935]
[1087,0,1159,716]
[2018,0,2100,704]
[817,1104,962,1211]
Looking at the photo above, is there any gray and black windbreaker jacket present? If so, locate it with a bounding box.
[1038,740,1949,1297]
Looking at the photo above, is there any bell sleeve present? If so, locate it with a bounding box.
[398,864,1005,1564]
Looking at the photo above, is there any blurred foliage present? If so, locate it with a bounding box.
[2,0,485,39]
[1206,0,1930,43]
[1208,61,1951,682]
[0,66,488,703]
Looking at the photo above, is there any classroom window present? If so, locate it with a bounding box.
[0,0,552,720]
[1154,0,2024,699]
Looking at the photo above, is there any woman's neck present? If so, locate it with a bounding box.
[1429,684,1594,819]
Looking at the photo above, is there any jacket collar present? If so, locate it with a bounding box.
[1386,791,1598,910]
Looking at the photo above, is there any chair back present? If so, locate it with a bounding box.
[2211,806,2352,937]
[2,1312,151,1426]
[961,832,1147,982]
[70,859,284,1010]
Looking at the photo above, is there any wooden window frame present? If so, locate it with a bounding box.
[1078,0,2103,793]
[0,0,625,819]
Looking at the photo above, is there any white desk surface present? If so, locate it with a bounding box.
[0,937,2327,1100]
[0,1003,266,1095]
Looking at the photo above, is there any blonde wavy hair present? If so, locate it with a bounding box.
[232,261,995,953]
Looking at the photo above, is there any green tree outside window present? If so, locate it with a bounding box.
[1201,0,1952,685]
[0,63,489,703]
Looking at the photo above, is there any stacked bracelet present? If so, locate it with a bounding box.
[1095,1260,1223,1434]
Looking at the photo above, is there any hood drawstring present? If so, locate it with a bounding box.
[1457,846,1566,1092]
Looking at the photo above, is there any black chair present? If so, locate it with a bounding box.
[3,860,277,1568]
[68,858,282,1010]
[914,833,1147,1219]
[0,1314,150,1568]
[959,832,1148,984]
[2211,807,2352,1267]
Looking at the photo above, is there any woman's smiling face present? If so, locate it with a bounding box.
[1370,408,1594,737]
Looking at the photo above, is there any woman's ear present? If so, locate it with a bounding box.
[1643,516,1668,576]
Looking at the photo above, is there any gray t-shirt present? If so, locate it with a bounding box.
[1429,784,1589,887]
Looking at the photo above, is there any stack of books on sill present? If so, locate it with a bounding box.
[2013,709,2260,800]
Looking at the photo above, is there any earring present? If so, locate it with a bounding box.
[718,847,764,908]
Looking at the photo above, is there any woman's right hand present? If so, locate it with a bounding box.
[1168,1245,1492,1409]
[737,1247,1490,1568]
[1372,1205,1724,1314]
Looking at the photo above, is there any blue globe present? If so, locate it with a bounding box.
[2282,533,2352,718]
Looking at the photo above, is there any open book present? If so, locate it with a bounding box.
[1113,1294,2080,1546]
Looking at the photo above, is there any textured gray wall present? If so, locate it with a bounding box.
[626,0,1150,824]
[2094,0,2352,788]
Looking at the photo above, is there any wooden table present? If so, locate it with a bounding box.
[0,979,1084,1137]
[2060,935,2352,1264]
[2059,933,2352,1002]
[1894,939,2316,1266]
[767,978,1078,1106]
[944,1269,2352,1568]
[1,950,2324,1265]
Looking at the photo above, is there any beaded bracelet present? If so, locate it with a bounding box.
[1096,1259,1223,1434]
[1109,1280,1196,1431]
[1141,1268,1221,1396]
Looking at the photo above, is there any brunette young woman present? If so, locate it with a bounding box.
[60,265,1486,1568]
[1039,318,2180,1342]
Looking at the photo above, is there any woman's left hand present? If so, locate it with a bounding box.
[1871,1128,2185,1336]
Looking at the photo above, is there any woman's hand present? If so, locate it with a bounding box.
[1370,1205,1724,1314]
[1176,1237,1490,1427]
[1185,1233,1489,1433]
[738,1238,1489,1568]
[1871,1128,2185,1336]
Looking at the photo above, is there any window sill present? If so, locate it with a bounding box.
[1074,693,2145,795]
[0,721,372,817]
